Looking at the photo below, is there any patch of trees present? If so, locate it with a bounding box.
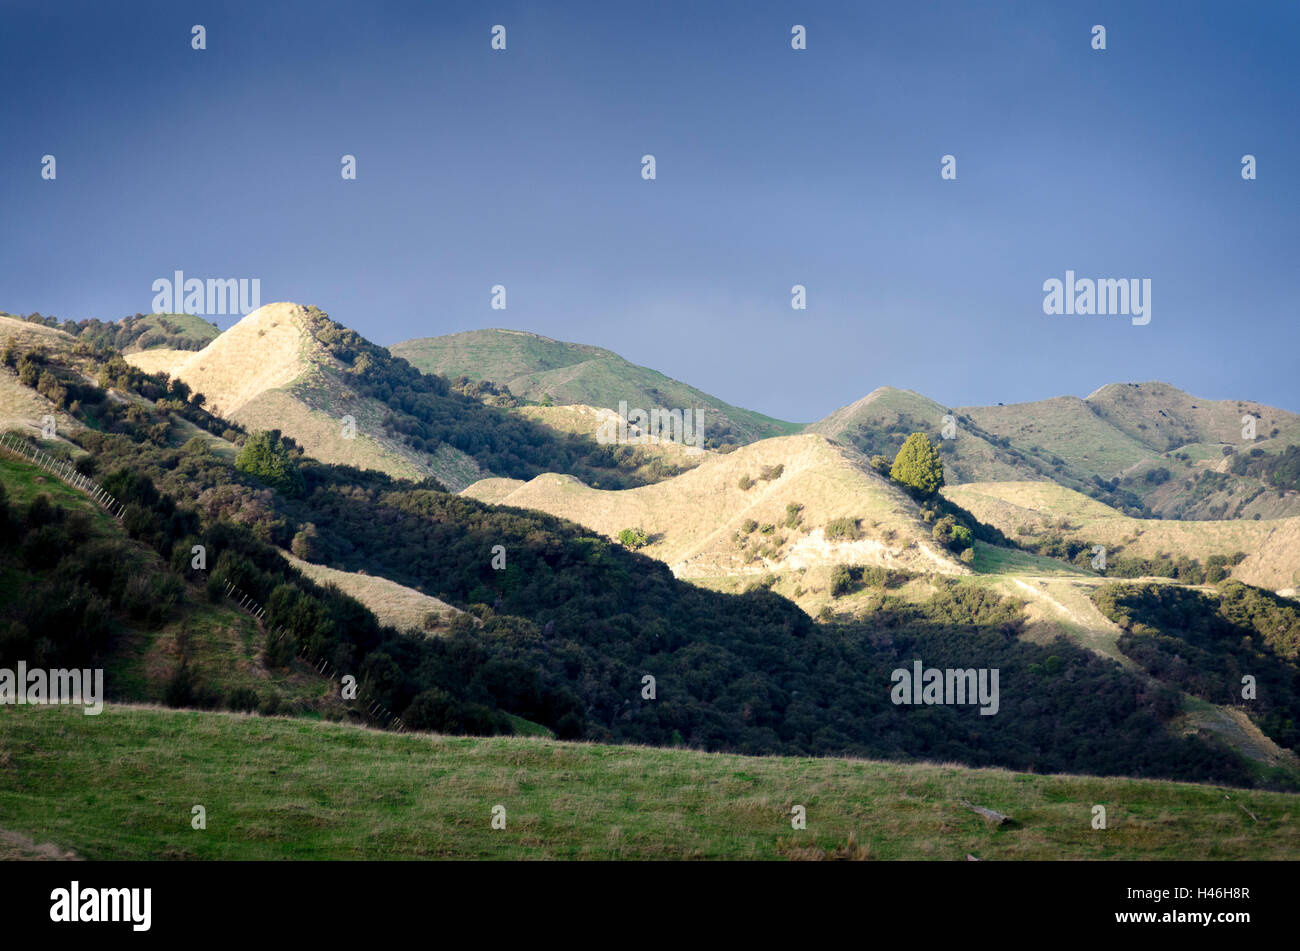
[830,564,914,597]
[1230,445,1300,494]
[1092,581,1300,755]
[6,311,216,352]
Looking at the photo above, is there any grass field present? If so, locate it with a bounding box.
[2,704,1298,860]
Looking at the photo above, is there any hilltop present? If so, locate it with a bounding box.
[390,328,802,447]
[124,302,486,487]
[944,480,1300,592]
[123,305,690,492]
[809,381,1300,521]
[463,432,966,612]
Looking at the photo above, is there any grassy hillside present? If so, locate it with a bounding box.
[0,455,335,714]
[3,703,1297,860]
[809,380,1300,521]
[806,386,1040,485]
[391,328,802,446]
[944,481,1300,591]
[127,305,693,492]
[283,553,463,634]
[1,310,220,353]
[462,433,967,611]
[1086,381,1300,451]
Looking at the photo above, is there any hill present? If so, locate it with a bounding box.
[0,453,335,714]
[390,328,801,447]
[809,381,1300,521]
[943,481,1300,591]
[3,703,1297,860]
[805,386,1040,485]
[123,302,484,486]
[4,304,1297,791]
[463,433,967,611]
[125,304,695,492]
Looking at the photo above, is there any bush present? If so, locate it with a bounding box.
[738,474,754,491]
[226,687,260,712]
[617,526,650,549]
[824,517,862,541]
[932,515,974,553]
[741,519,757,534]
[291,523,323,560]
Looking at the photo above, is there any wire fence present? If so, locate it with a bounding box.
[0,431,126,520]
[220,578,406,732]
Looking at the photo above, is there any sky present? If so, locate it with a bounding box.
[1,0,1296,423]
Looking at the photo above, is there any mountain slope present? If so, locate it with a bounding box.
[124,303,486,486]
[943,481,1300,591]
[810,380,1300,521]
[124,305,693,493]
[463,433,967,587]
[390,328,801,446]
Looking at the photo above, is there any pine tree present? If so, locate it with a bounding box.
[890,432,944,497]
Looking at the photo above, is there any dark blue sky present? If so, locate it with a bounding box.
[2,1,1296,422]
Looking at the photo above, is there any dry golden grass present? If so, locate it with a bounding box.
[463,434,966,594]
[125,302,316,418]
[124,303,488,489]
[944,481,1300,590]
[284,553,461,633]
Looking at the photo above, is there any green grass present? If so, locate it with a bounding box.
[2,704,1298,860]
[968,540,1092,578]
[391,329,802,443]
[0,454,109,523]
[125,312,221,351]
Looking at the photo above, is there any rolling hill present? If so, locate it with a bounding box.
[123,303,488,487]
[944,481,1300,592]
[809,381,1300,521]
[462,433,967,611]
[390,328,802,447]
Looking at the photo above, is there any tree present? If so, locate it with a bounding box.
[292,523,323,560]
[235,430,304,496]
[618,526,650,549]
[890,433,944,497]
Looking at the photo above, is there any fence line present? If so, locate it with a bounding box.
[0,432,126,520]
[1,431,405,731]
[221,579,405,732]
